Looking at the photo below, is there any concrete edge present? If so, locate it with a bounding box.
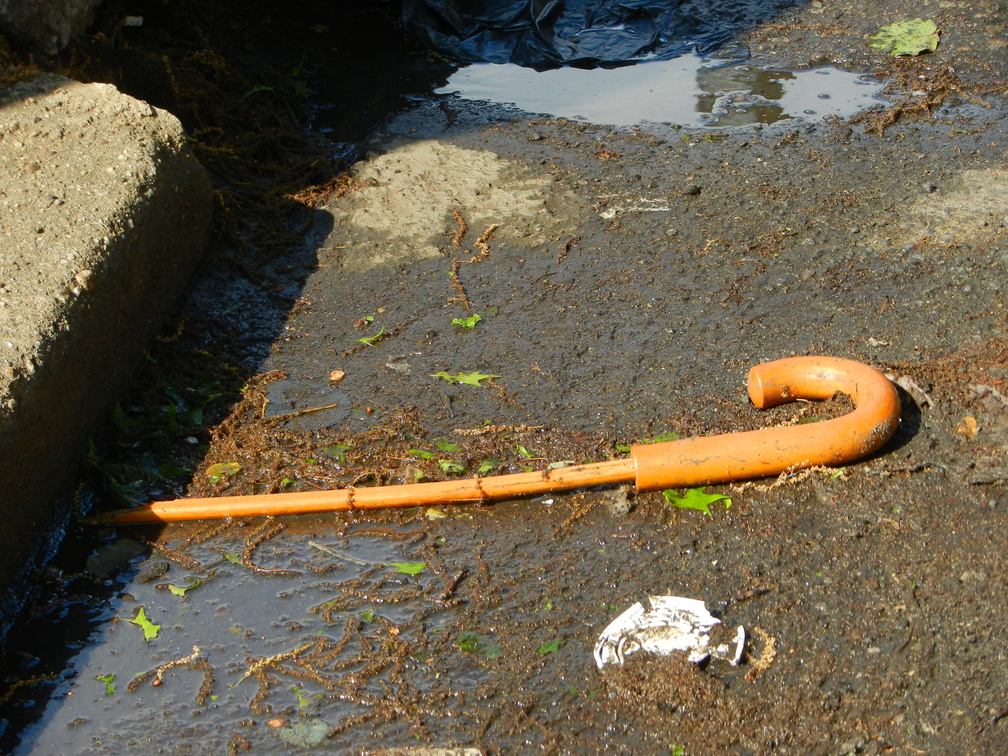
[0,73,213,628]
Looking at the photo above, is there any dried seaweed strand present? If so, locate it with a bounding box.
[451,209,468,248]
[237,519,300,575]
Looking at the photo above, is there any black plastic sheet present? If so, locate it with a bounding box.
[401,0,792,68]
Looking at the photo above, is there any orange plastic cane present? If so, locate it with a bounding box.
[87,356,900,525]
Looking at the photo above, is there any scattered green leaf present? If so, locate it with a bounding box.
[534,598,554,613]
[868,18,939,56]
[225,552,241,564]
[156,463,191,478]
[438,459,466,474]
[323,444,352,462]
[359,607,376,622]
[662,486,732,516]
[476,458,500,475]
[642,431,679,444]
[456,631,501,658]
[127,607,161,642]
[242,84,274,97]
[275,718,329,748]
[167,577,201,597]
[432,370,498,387]
[451,313,483,330]
[96,673,116,696]
[109,403,130,428]
[206,461,241,478]
[516,445,534,458]
[436,440,462,453]
[538,640,562,655]
[280,477,294,487]
[357,327,387,346]
[389,561,426,576]
[457,632,480,653]
[409,448,435,460]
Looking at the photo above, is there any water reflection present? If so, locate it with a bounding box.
[436,56,886,127]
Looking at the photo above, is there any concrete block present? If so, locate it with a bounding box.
[0,73,212,623]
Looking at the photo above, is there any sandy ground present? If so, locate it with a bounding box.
[2,0,1008,753]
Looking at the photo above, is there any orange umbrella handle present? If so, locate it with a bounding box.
[632,355,901,490]
[87,356,899,525]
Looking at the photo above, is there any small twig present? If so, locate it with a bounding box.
[308,540,369,566]
[266,401,341,424]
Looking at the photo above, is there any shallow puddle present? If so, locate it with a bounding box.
[436,56,887,127]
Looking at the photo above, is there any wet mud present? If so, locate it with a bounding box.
[3,0,1008,754]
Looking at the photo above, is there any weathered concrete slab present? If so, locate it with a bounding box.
[0,73,212,621]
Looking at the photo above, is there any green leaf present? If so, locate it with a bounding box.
[432,371,498,387]
[275,718,329,748]
[642,431,679,444]
[206,461,241,478]
[323,444,352,462]
[389,561,426,575]
[358,607,376,623]
[662,487,732,516]
[242,84,274,97]
[516,445,534,458]
[409,448,435,460]
[438,459,466,474]
[96,673,116,696]
[225,552,241,564]
[156,463,191,478]
[451,313,482,330]
[127,607,161,642]
[109,403,128,428]
[476,458,499,475]
[457,632,480,653]
[435,440,462,453]
[537,640,562,655]
[868,18,939,56]
[167,577,201,597]
[357,327,387,346]
[457,632,501,658]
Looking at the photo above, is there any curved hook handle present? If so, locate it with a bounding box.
[631,356,901,491]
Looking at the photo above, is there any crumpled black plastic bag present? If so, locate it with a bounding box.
[401,0,770,68]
